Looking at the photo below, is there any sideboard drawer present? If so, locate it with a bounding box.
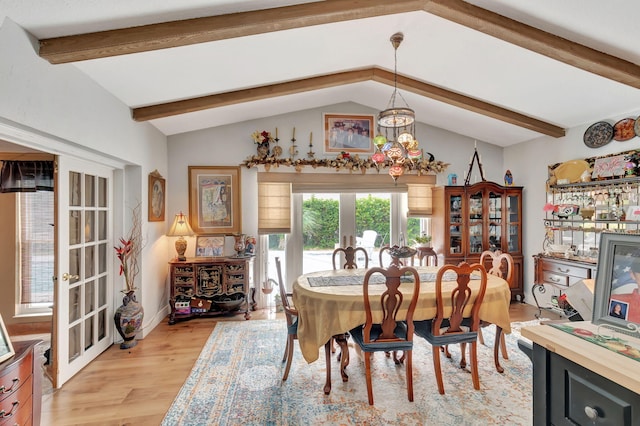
[550,352,640,425]
[0,351,33,402]
[542,271,569,287]
[542,262,590,279]
[0,375,32,425]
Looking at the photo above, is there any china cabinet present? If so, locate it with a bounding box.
[432,181,524,301]
[533,175,640,314]
[168,257,254,324]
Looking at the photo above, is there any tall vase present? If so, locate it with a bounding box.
[114,291,144,349]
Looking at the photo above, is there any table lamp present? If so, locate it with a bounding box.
[167,211,194,261]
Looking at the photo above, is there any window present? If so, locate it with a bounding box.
[17,191,54,315]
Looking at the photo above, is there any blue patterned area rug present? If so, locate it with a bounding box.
[162,319,538,426]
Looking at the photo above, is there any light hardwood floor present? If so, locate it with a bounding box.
[16,303,547,426]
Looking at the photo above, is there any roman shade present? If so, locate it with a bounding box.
[0,160,54,192]
[407,183,433,217]
[258,181,292,234]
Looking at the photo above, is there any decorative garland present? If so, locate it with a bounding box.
[241,152,449,175]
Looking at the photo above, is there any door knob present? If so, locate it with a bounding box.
[62,273,79,281]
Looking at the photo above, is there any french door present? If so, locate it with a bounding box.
[53,156,113,387]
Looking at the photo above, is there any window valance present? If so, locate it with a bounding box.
[0,160,54,193]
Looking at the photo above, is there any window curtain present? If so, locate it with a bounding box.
[0,160,54,192]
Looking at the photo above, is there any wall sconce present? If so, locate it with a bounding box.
[167,211,194,261]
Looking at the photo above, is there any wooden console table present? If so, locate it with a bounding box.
[168,257,254,324]
[0,340,43,426]
[522,322,640,425]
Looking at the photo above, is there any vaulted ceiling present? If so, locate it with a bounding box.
[3,0,640,147]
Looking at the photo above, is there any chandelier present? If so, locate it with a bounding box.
[372,32,422,182]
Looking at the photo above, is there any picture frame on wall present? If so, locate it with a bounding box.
[0,314,15,364]
[148,170,166,222]
[188,166,241,235]
[195,236,225,257]
[323,113,375,154]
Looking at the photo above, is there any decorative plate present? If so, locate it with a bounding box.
[553,160,590,183]
[635,117,640,138]
[583,121,613,148]
[613,118,636,141]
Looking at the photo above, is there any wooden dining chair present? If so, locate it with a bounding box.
[479,250,513,361]
[332,246,369,269]
[275,257,299,381]
[413,262,488,394]
[348,263,421,405]
[411,247,438,267]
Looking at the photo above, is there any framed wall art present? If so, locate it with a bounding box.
[195,235,225,257]
[323,113,375,154]
[148,170,166,222]
[0,314,15,364]
[188,166,241,235]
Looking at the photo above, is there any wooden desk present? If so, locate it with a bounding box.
[293,266,512,392]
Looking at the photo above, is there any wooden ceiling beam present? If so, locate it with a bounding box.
[132,69,375,122]
[424,0,640,89]
[39,0,424,64]
[38,0,640,89]
[372,68,565,138]
[133,67,565,138]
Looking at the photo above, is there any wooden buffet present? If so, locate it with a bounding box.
[168,257,254,324]
[0,340,42,426]
[432,181,524,301]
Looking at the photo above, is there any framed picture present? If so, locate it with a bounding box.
[195,236,225,257]
[148,170,166,222]
[323,113,375,154]
[188,166,241,235]
[0,314,15,364]
[593,233,640,332]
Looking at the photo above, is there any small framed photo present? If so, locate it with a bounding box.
[189,166,241,235]
[0,314,15,364]
[195,236,225,257]
[148,170,166,222]
[323,113,375,154]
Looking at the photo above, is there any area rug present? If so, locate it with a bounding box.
[162,319,539,426]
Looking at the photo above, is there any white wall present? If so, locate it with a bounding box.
[0,18,170,335]
[505,109,640,307]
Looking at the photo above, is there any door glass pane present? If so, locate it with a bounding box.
[69,171,81,207]
[98,211,107,240]
[85,175,95,207]
[69,323,81,363]
[84,317,94,351]
[85,245,95,279]
[84,280,95,312]
[68,248,80,284]
[69,210,81,245]
[302,194,339,274]
[98,177,107,207]
[356,193,389,267]
[98,243,107,274]
[98,276,107,307]
[84,210,95,242]
[69,286,81,322]
[98,308,107,340]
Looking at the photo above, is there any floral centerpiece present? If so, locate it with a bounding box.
[252,130,274,158]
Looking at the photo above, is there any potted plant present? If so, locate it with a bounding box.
[413,234,432,248]
[113,203,144,349]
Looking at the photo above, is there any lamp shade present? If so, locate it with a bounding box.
[407,183,433,217]
[167,212,194,237]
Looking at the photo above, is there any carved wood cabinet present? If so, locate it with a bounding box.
[168,257,254,324]
[0,340,42,426]
[432,181,524,301]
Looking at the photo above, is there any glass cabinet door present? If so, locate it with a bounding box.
[506,192,521,252]
[448,192,463,255]
[468,189,484,254]
[488,190,502,251]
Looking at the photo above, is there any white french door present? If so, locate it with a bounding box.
[53,156,113,388]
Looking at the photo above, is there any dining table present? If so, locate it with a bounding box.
[292,265,513,394]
